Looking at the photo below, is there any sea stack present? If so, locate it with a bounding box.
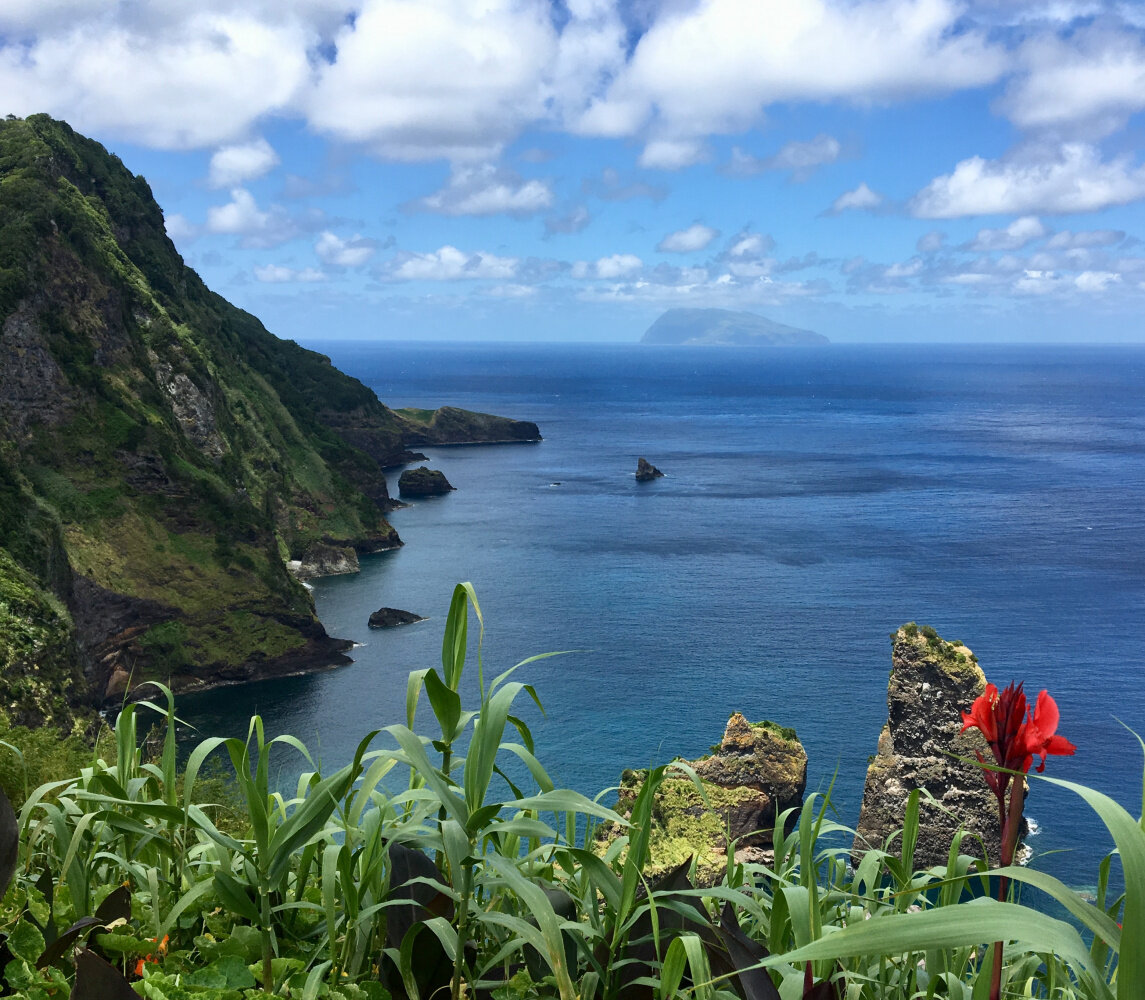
[853,624,1002,867]
[597,712,806,884]
[635,457,664,481]
[368,608,426,629]
[398,467,455,497]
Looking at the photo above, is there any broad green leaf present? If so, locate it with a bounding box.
[766,899,1092,972]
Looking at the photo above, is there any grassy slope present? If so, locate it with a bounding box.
[0,115,412,703]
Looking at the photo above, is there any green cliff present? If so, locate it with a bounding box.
[0,115,537,714]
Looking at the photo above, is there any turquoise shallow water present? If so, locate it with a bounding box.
[180,341,1145,888]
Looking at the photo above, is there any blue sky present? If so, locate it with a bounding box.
[4,0,1145,343]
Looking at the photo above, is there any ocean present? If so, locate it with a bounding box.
[180,341,1145,889]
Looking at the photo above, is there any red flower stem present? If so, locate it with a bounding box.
[989,775,1025,1000]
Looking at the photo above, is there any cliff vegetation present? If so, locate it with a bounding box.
[0,115,537,718]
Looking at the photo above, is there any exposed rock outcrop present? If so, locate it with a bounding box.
[599,712,806,884]
[292,543,361,580]
[368,607,425,629]
[398,467,455,497]
[853,624,1001,867]
[635,457,664,481]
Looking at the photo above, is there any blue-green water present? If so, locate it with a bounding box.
[181,342,1145,887]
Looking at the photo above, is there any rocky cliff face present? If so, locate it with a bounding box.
[600,712,806,884]
[853,624,1000,867]
[0,116,535,712]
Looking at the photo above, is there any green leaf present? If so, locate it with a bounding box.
[267,762,355,885]
[442,583,480,691]
[7,921,45,963]
[1037,771,1145,1000]
[766,899,1092,972]
[213,872,262,925]
[424,670,463,743]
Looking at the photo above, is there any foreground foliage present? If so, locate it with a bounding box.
[0,584,1140,999]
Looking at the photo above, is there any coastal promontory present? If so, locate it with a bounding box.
[0,115,539,715]
[641,308,827,346]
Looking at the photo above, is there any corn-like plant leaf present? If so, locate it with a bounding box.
[993,864,1122,951]
[1036,771,1145,1000]
[484,854,577,1000]
[442,583,479,691]
[423,670,463,744]
[385,725,468,825]
[213,871,262,925]
[659,933,691,1000]
[766,899,1091,971]
[268,763,355,885]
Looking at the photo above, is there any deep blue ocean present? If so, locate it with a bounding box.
[181,342,1145,890]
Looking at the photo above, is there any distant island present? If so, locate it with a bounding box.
[640,308,828,345]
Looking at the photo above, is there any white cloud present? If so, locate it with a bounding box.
[966,216,1047,251]
[315,231,377,268]
[164,213,199,243]
[414,164,553,216]
[594,253,643,278]
[545,205,592,235]
[1075,270,1121,292]
[639,138,707,170]
[383,245,519,281]
[577,0,1005,145]
[486,283,539,298]
[912,143,1145,217]
[204,187,322,247]
[728,134,842,178]
[728,232,775,258]
[885,257,923,278]
[1002,25,1145,135]
[832,182,883,212]
[1015,269,1058,294]
[658,223,719,253]
[916,230,946,253]
[307,0,559,161]
[254,264,325,283]
[1046,228,1126,249]
[0,13,312,148]
[208,138,280,188]
[206,188,269,234]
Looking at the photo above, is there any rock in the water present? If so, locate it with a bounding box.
[853,624,1001,867]
[292,542,360,579]
[398,467,455,497]
[368,607,426,629]
[635,457,664,481]
[599,712,806,884]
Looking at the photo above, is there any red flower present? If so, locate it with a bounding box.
[961,682,1075,785]
[1023,689,1076,772]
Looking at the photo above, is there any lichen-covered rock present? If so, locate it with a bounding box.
[599,712,807,884]
[853,624,1001,867]
[635,457,664,481]
[398,467,455,497]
